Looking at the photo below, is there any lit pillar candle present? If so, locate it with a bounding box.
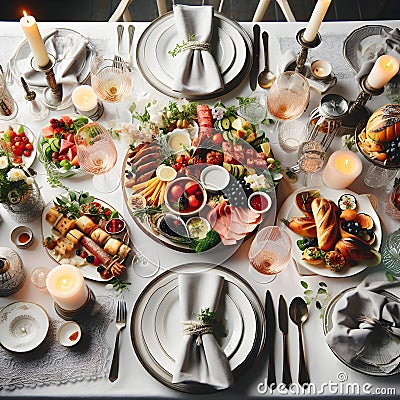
[322,150,363,189]
[20,11,50,67]
[303,0,332,42]
[366,55,400,90]
[46,264,88,311]
[72,85,99,114]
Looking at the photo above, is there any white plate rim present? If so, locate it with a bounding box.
[277,187,382,278]
[0,301,49,353]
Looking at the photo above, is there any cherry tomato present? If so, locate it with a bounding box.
[80,250,88,259]
[175,154,186,164]
[22,136,30,143]
[25,143,34,151]
[188,194,200,209]
[395,193,400,207]
[212,133,224,145]
[9,131,17,141]
[17,131,26,137]
[172,162,183,172]
[13,156,23,164]
[23,149,32,157]
[184,181,199,196]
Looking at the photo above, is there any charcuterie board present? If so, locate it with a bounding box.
[122,121,277,254]
[41,191,131,281]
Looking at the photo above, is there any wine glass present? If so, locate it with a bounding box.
[131,243,160,278]
[248,226,292,284]
[297,140,325,185]
[266,71,310,144]
[75,122,119,193]
[90,55,133,125]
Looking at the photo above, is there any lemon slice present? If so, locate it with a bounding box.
[156,165,177,182]
[260,142,271,156]
[364,249,382,267]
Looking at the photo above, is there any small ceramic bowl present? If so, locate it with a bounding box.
[200,165,230,193]
[311,60,332,80]
[10,226,34,248]
[105,218,126,234]
[248,192,272,214]
[167,129,192,154]
[57,321,81,347]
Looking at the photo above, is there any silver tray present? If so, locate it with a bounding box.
[343,25,392,72]
[136,11,252,100]
[130,263,266,393]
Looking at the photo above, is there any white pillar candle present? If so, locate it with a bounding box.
[322,150,363,190]
[46,264,88,311]
[366,55,400,90]
[20,11,50,68]
[303,0,332,42]
[72,85,99,114]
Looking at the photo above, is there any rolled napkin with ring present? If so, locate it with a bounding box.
[172,272,233,389]
[356,27,400,84]
[171,5,223,96]
[326,272,400,374]
[17,29,88,104]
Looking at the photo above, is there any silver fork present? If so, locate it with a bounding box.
[109,300,127,382]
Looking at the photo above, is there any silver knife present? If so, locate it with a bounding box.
[265,290,276,387]
[249,24,260,91]
[278,295,292,388]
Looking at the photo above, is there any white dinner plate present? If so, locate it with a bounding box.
[323,286,400,376]
[277,187,382,278]
[343,25,392,72]
[136,11,252,100]
[153,17,237,82]
[0,302,49,353]
[41,196,130,282]
[131,263,265,393]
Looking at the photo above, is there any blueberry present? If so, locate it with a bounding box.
[76,249,82,256]
[86,255,95,263]
[97,265,106,273]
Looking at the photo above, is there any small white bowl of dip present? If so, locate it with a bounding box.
[167,129,191,154]
[200,165,230,193]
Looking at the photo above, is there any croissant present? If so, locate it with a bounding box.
[283,216,317,238]
[335,237,374,266]
[311,198,339,251]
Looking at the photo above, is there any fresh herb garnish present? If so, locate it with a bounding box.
[197,307,215,324]
[301,281,331,318]
[168,33,196,57]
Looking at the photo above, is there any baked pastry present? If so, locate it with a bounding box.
[103,238,123,256]
[284,216,317,238]
[65,229,84,245]
[75,215,97,236]
[117,244,131,260]
[324,251,346,272]
[90,228,110,246]
[45,207,61,225]
[301,247,325,265]
[311,198,339,251]
[52,217,76,237]
[335,237,374,266]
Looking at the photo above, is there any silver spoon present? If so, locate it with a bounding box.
[258,31,276,89]
[289,297,310,385]
[117,24,124,56]
[127,25,135,70]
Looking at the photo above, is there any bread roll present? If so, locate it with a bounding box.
[335,237,374,266]
[76,215,97,236]
[52,217,76,237]
[311,198,339,251]
[90,228,110,246]
[66,229,84,244]
[286,216,317,238]
[117,244,131,259]
[104,238,122,256]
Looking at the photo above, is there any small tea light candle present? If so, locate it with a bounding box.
[20,11,50,68]
[46,264,88,311]
[311,60,332,80]
[303,0,332,42]
[322,150,363,189]
[72,85,99,114]
[366,55,400,90]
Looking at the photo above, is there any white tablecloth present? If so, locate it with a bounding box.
[0,20,399,399]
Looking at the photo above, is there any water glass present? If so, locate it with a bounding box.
[238,93,266,125]
[278,120,307,153]
[248,226,292,283]
[382,229,400,277]
[0,72,18,120]
[364,165,397,188]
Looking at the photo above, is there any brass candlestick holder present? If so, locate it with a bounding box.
[32,54,63,110]
[295,28,322,76]
[341,75,384,131]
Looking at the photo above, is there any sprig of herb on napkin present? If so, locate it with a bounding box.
[168,34,196,57]
[197,307,215,324]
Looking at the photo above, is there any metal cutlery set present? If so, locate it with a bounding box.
[265,291,310,388]
[116,24,135,70]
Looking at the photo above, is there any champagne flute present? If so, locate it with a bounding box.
[90,55,133,126]
[248,226,292,284]
[266,71,310,144]
[75,122,119,193]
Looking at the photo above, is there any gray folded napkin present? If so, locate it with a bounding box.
[326,272,400,374]
[172,272,233,389]
[356,27,400,83]
[171,5,223,95]
[18,29,88,103]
